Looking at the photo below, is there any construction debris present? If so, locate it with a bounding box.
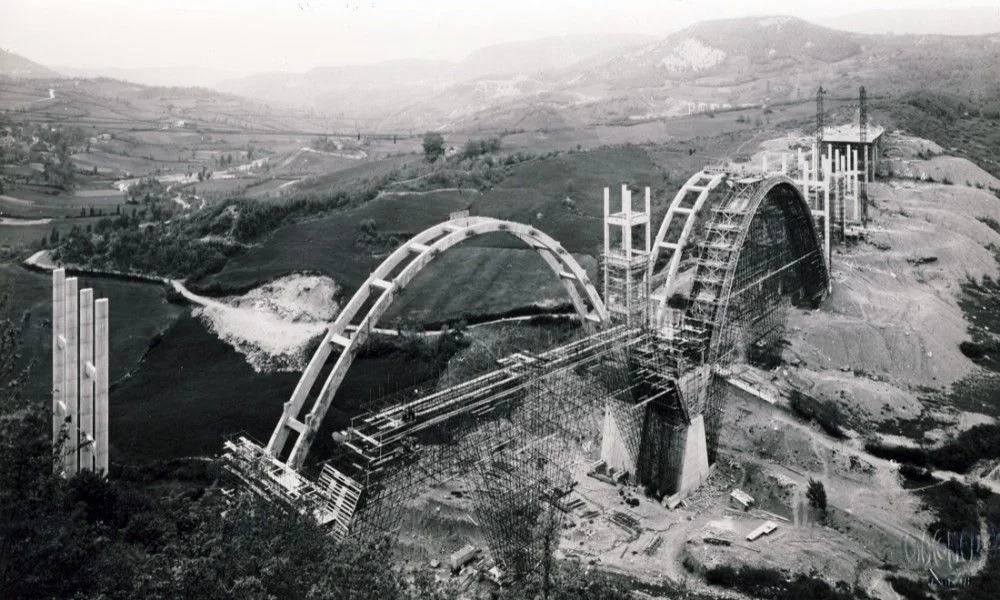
[746,521,779,542]
[729,489,755,511]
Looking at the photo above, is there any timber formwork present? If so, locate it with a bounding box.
[682,176,828,460]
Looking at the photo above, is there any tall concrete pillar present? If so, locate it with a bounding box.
[601,400,642,475]
[52,269,66,469]
[602,187,610,308]
[94,299,109,473]
[52,275,110,476]
[64,277,79,475]
[824,159,832,276]
[79,288,95,471]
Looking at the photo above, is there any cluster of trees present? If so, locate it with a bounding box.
[0,121,88,191]
[462,137,502,159]
[865,422,1000,474]
[888,482,1000,599]
[807,479,827,513]
[54,212,236,279]
[0,305,413,599]
[422,133,506,164]
[354,218,406,254]
[888,92,1000,179]
[903,92,1000,123]
[312,136,348,153]
[126,177,166,204]
[704,565,870,600]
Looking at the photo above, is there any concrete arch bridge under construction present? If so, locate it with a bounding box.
[224,170,830,575]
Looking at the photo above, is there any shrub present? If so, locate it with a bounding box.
[705,565,786,598]
[887,576,933,600]
[919,479,981,556]
[789,391,848,439]
[931,423,1000,472]
[898,464,936,486]
[807,479,828,512]
[960,340,987,360]
[422,132,445,162]
[864,442,930,466]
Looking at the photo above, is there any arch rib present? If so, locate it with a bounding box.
[267,216,607,469]
[647,170,726,331]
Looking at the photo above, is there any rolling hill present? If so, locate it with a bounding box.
[0,49,60,78]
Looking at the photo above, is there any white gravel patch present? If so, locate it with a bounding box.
[180,274,339,373]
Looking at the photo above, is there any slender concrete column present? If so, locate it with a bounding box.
[781,153,787,175]
[622,185,632,327]
[602,187,610,309]
[64,277,79,476]
[644,187,651,254]
[812,144,819,183]
[94,299,109,473]
[824,160,832,276]
[52,269,66,470]
[79,288,95,471]
[853,149,860,219]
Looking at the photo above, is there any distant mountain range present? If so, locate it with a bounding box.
[820,6,1000,36]
[3,12,999,132]
[212,33,653,111]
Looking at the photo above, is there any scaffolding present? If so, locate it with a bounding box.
[691,178,827,460]
[223,173,831,577]
[603,185,651,328]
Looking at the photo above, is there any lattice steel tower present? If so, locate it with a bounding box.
[816,86,826,146]
[859,85,869,225]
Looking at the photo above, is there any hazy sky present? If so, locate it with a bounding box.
[0,0,990,72]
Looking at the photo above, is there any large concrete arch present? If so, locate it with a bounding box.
[692,175,828,365]
[683,175,828,459]
[609,175,829,498]
[267,216,608,469]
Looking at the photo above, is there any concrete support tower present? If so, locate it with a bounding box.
[52,269,109,476]
[602,185,651,328]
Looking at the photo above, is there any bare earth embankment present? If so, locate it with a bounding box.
[172,275,339,372]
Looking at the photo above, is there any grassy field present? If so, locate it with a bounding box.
[1,185,125,219]
[0,215,107,250]
[382,245,599,324]
[195,188,474,294]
